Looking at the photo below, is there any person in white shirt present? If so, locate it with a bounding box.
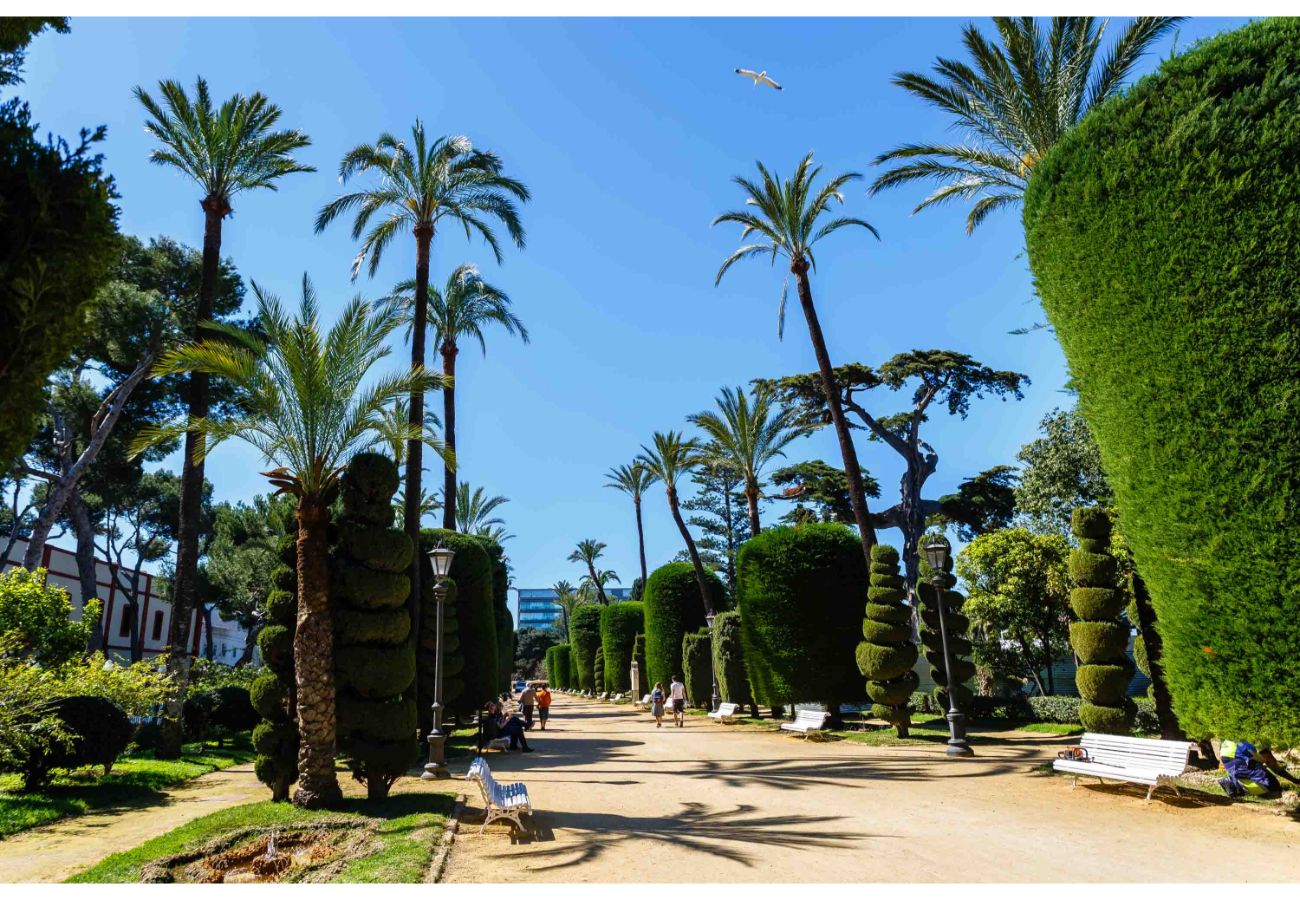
[669,675,687,728]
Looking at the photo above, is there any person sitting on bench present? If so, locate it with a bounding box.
[1219,739,1299,798]
[484,701,533,753]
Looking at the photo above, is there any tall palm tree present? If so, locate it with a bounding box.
[713,154,878,565]
[870,16,1182,233]
[135,77,312,758]
[454,482,510,535]
[637,431,716,617]
[689,384,810,536]
[132,276,442,809]
[387,264,529,533]
[568,539,612,605]
[604,461,659,588]
[315,123,528,652]
[373,397,453,526]
[580,568,621,605]
[551,579,582,636]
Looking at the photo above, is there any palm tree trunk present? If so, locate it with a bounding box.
[441,344,458,531]
[406,227,432,663]
[158,199,224,759]
[587,562,609,605]
[668,487,715,617]
[292,496,342,809]
[634,496,648,586]
[745,480,761,537]
[792,263,875,564]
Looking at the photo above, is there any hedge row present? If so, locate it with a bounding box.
[643,562,722,690]
[712,610,754,714]
[569,605,603,692]
[600,601,644,693]
[418,529,496,722]
[682,628,712,709]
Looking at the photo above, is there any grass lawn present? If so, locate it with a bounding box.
[0,734,256,839]
[67,790,457,883]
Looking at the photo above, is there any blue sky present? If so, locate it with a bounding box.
[17,16,1248,611]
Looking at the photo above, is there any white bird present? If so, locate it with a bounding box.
[735,68,783,91]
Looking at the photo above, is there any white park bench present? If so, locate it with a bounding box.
[1053,732,1193,801]
[780,709,831,738]
[707,702,740,722]
[467,756,533,834]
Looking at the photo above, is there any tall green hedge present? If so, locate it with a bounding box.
[569,604,603,693]
[479,538,514,693]
[682,627,712,709]
[251,534,298,801]
[711,610,755,715]
[1068,507,1134,734]
[332,453,417,800]
[418,529,496,721]
[856,544,919,736]
[917,537,975,711]
[600,601,645,693]
[643,562,724,690]
[1023,18,1300,747]
[544,646,557,685]
[550,643,572,690]
[736,524,867,711]
[566,642,578,689]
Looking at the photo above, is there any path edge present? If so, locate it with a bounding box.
[425,791,467,883]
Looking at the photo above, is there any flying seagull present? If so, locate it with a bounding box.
[735,68,783,91]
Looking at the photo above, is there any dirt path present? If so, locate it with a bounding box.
[0,764,264,883]
[443,695,1298,883]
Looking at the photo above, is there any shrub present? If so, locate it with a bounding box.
[642,563,723,691]
[593,645,605,695]
[419,529,495,719]
[334,453,418,801]
[1023,17,1300,748]
[0,567,98,665]
[711,610,754,714]
[254,536,298,800]
[682,628,712,708]
[916,536,975,711]
[856,545,919,735]
[600,602,644,693]
[19,695,131,791]
[553,644,572,691]
[736,524,867,710]
[181,691,216,742]
[476,536,513,693]
[1065,507,1133,734]
[1027,695,1083,724]
[569,605,603,693]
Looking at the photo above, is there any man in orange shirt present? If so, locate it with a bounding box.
[536,683,552,731]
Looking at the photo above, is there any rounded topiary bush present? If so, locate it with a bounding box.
[569,605,603,693]
[642,562,723,691]
[1075,664,1133,706]
[253,543,297,800]
[250,674,289,721]
[257,624,293,671]
[1070,586,1125,621]
[419,529,496,719]
[682,627,712,709]
[1023,18,1300,747]
[20,696,132,791]
[711,611,754,715]
[736,524,867,712]
[1069,621,1130,665]
[208,685,259,735]
[600,601,644,693]
[856,544,919,735]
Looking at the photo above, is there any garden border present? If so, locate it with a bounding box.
[424,791,467,884]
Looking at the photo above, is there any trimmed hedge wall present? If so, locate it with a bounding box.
[593,645,605,694]
[479,538,514,693]
[916,537,975,711]
[600,601,645,693]
[643,562,723,691]
[1023,18,1300,747]
[711,610,755,715]
[569,604,603,692]
[682,627,712,709]
[253,533,299,800]
[856,544,919,736]
[550,643,572,690]
[1067,507,1135,734]
[736,524,867,710]
[418,529,495,721]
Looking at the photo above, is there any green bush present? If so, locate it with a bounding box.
[477,537,513,693]
[253,533,297,800]
[593,644,605,694]
[181,691,216,742]
[1070,586,1125,621]
[1080,700,1138,735]
[1027,694,1083,724]
[736,524,867,710]
[335,523,411,574]
[19,696,131,791]
[334,607,410,645]
[553,644,572,691]
[264,589,295,627]
[257,625,293,673]
[334,566,408,611]
[1074,664,1132,706]
[643,562,723,691]
[1023,18,1300,747]
[419,529,496,718]
[250,674,288,722]
[711,611,753,713]
[569,605,603,692]
[1069,621,1130,665]
[917,537,975,711]
[0,567,97,665]
[600,602,645,693]
[856,545,919,733]
[682,628,712,708]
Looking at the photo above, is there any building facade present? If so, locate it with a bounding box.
[514,587,633,631]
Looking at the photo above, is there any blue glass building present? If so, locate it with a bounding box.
[514,587,633,630]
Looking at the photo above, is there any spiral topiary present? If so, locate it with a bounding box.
[253,533,298,801]
[856,544,919,737]
[332,452,418,800]
[916,535,975,712]
[1068,507,1134,734]
[593,644,605,695]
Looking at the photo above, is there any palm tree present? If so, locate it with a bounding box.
[551,579,582,636]
[135,77,312,758]
[386,264,529,533]
[604,462,659,588]
[373,397,453,526]
[713,154,878,564]
[454,482,510,535]
[315,123,528,651]
[637,431,716,617]
[131,276,442,809]
[689,385,810,536]
[568,539,613,605]
[580,568,621,605]
[870,16,1182,233]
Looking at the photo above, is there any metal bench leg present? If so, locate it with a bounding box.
[1145,785,1154,801]
[1071,777,1078,789]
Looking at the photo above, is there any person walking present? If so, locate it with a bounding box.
[650,682,666,728]
[519,682,537,729]
[669,674,687,728]
[536,683,552,731]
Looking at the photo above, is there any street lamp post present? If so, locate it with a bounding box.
[921,534,973,757]
[706,611,721,713]
[421,543,456,780]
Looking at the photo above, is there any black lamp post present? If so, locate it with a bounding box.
[921,534,973,757]
[421,543,456,779]
[706,611,721,713]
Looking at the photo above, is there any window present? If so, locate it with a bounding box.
[152,610,164,642]
[119,610,131,637]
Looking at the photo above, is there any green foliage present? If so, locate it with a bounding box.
[642,562,723,690]
[600,602,644,693]
[0,568,98,665]
[419,529,496,718]
[593,644,605,694]
[856,545,918,731]
[0,98,119,478]
[515,627,558,681]
[1014,408,1113,537]
[1024,18,1300,746]
[551,644,572,690]
[253,532,296,798]
[916,536,975,710]
[632,633,648,687]
[250,675,288,722]
[1071,587,1125,621]
[0,17,67,87]
[710,611,752,710]
[257,625,293,673]
[17,696,131,792]
[769,460,881,526]
[681,628,712,708]
[736,524,866,709]
[568,605,603,692]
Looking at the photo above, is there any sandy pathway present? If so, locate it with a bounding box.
[0,764,264,883]
[443,695,1298,883]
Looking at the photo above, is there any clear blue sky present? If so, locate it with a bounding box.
[17,16,1248,608]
